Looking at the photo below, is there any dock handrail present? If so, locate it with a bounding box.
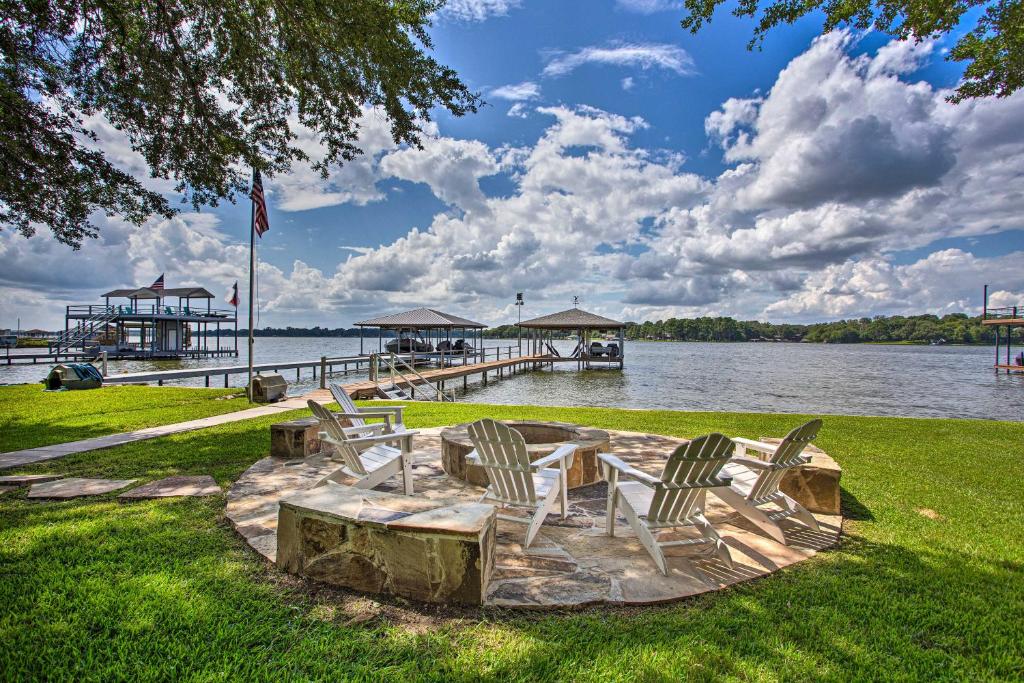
[984,305,1020,320]
[52,306,119,352]
[376,352,454,401]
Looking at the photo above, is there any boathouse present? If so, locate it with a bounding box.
[982,286,1023,372]
[518,308,625,369]
[354,308,486,357]
[56,284,237,358]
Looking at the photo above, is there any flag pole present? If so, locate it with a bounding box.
[247,170,256,403]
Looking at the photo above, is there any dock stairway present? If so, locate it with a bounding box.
[51,306,118,353]
[374,352,455,401]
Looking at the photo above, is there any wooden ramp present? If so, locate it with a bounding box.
[341,355,550,399]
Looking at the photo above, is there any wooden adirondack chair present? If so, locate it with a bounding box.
[715,419,822,544]
[307,400,417,494]
[599,433,736,575]
[465,419,577,547]
[329,383,405,436]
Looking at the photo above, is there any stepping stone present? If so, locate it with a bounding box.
[0,474,64,486]
[118,475,221,500]
[0,485,19,496]
[27,477,137,499]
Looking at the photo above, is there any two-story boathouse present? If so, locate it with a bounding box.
[55,284,238,358]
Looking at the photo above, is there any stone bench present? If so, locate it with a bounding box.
[270,417,326,459]
[276,484,496,605]
[770,440,842,515]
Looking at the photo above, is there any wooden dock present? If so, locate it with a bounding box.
[102,355,383,387]
[342,354,550,399]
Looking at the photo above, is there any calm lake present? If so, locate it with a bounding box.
[3,337,1022,421]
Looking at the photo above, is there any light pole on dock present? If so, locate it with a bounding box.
[515,292,524,355]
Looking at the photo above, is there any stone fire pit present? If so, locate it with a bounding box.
[440,420,610,489]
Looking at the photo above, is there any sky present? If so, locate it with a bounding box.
[2,0,1024,331]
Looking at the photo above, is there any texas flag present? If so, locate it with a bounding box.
[226,281,239,307]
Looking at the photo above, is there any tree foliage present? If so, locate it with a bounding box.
[680,0,1024,102]
[0,0,480,248]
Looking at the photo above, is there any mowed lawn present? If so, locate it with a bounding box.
[1,389,1023,680]
[0,384,248,452]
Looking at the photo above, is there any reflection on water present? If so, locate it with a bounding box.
[3,337,1022,421]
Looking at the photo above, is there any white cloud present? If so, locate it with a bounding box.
[7,32,1024,330]
[614,0,681,13]
[439,0,520,21]
[490,81,541,101]
[542,43,696,78]
[621,76,635,91]
[764,249,1024,320]
[507,102,530,118]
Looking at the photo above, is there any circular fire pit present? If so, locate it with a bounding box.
[440,420,610,489]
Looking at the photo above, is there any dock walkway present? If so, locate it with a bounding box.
[344,354,548,398]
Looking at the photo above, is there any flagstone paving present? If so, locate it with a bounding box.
[0,389,331,470]
[0,485,19,496]
[0,474,64,486]
[118,475,222,500]
[227,427,842,608]
[27,477,138,499]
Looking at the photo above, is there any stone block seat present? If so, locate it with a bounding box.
[277,484,495,605]
[228,426,843,609]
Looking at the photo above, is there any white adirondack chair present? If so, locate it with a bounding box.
[329,383,405,436]
[715,419,822,544]
[599,433,736,575]
[307,400,417,494]
[465,419,577,547]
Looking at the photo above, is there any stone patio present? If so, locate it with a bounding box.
[227,426,842,608]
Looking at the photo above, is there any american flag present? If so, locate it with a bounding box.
[150,274,165,291]
[251,170,269,237]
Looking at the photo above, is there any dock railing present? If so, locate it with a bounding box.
[374,352,454,401]
[984,305,1020,321]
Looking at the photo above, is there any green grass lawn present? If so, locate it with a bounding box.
[1,392,1023,680]
[0,385,248,452]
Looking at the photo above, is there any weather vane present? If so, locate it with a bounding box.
[573,296,579,308]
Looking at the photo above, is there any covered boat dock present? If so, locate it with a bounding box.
[518,308,625,369]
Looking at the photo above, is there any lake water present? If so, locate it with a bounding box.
[3,338,1021,421]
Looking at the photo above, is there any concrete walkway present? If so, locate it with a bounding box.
[0,390,331,470]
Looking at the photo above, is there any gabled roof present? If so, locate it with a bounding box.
[163,287,214,298]
[355,307,485,329]
[518,308,624,329]
[103,286,215,299]
[102,287,161,299]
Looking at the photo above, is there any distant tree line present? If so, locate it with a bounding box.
[485,314,1017,344]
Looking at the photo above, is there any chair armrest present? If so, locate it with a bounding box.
[341,423,386,436]
[332,411,392,430]
[733,437,778,455]
[320,430,419,449]
[532,444,577,470]
[364,405,405,422]
[466,449,481,465]
[597,452,660,487]
[729,455,777,471]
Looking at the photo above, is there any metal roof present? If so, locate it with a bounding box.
[102,286,215,299]
[518,308,624,329]
[355,307,486,329]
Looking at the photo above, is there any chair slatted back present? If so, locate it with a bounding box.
[647,433,734,525]
[308,400,366,475]
[748,419,822,502]
[466,419,536,505]
[329,384,364,427]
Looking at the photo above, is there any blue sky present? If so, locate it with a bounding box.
[2,0,1023,330]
